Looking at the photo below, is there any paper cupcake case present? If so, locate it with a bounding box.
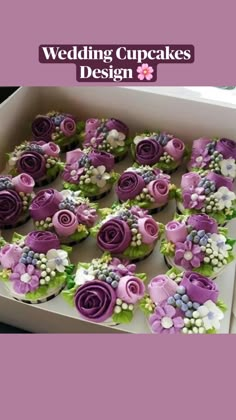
[0,174,35,230]
[187,137,236,180]
[115,165,176,214]
[81,117,131,162]
[0,231,75,304]
[160,214,236,279]
[29,188,98,245]
[7,141,62,187]
[62,253,146,325]
[175,172,236,225]
[139,267,227,334]
[62,147,119,200]
[31,111,85,153]
[130,131,188,174]
[91,203,163,262]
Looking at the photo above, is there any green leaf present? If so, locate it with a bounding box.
[98,207,113,218]
[61,245,72,254]
[206,328,217,334]
[108,171,120,184]
[12,232,25,244]
[113,145,128,157]
[216,300,227,313]
[209,211,226,225]
[62,285,78,306]
[112,309,133,324]
[0,236,7,247]
[218,227,228,236]
[168,185,177,200]
[175,188,182,201]
[154,160,178,172]
[160,240,175,257]
[195,264,214,277]
[227,251,235,264]
[62,182,79,192]
[65,264,75,275]
[76,120,86,134]
[90,224,101,236]
[123,243,152,260]
[139,295,155,315]
[62,229,89,243]
[166,266,183,278]
[130,143,136,159]
[46,162,61,179]
[136,272,147,282]
[158,222,165,238]
[77,262,91,269]
[226,238,236,248]
[225,208,236,221]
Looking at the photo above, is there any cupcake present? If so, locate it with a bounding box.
[62,148,119,200]
[29,188,98,245]
[188,137,236,179]
[0,231,74,304]
[131,131,186,173]
[0,174,35,229]
[139,267,227,334]
[91,204,163,261]
[31,111,85,152]
[7,140,61,187]
[83,118,130,162]
[115,166,176,213]
[63,253,146,325]
[160,214,235,278]
[176,172,236,225]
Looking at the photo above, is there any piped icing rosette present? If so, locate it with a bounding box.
[0,231,74,304]
[29,188,98,245]
[31,111,85,152]
[139,267,227,334]
[175,172,236,225]
[83,118,130,161]
[131,131,186,173]
[7,140,62,187]
[62,148,119,200]
[62,253,146,325]
[160,214,235,278]
[0,174,35,229]
[115,166,176,213]
[188,137,236,179]
[91,204,163,261]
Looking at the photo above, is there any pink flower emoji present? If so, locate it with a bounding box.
[137,63,154,81]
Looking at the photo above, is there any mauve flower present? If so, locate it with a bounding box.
[187,214,218,234]
[12,173,35,194]
[135,138,163,165]
[174,241,204,270]
[109,258,136,276]
[106,118,129,136]
[66,149,85,165]
[116,275,145,304]
[62,163,84,183]
[17,151,46,180]
[137,217,159,244]
[183,187,205,210]
[192,137,212,151]
[147,178,169,205]
[85,118,100,133]
[206,172,233,191]
[165,221,188,244]
[164,138,185,160]
[10,263,41,294]
[0,244,23,269]
[32,116,54,142]
[181,271,219,304]
[60,117,76,137]
[149,304,184,334]
[130,206,148,218]
[76,204,98,227]
[25,231,60,253]
[216,138,236,159]
[89,150,115,172]
[41,142,60,157]
[148,275,177,305]
[30,188,63,220]
[53,210,78,237]
[116,171,145,202]
[0,190,23,227]
[97,219,132,254]
[181,173,202,190]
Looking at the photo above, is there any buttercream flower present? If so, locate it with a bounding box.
[66,149,85,165]
[30,188,63,220]
[97,219,132,254]
[216,138,236,159]
[116,171,145,201]
[181,173,202,190]
[17,151,46,180]
[60,117,76,137]
[0,244,23,269]
[10,263,41,294]
[133,135,149,145]
[165,221,188,244]
[85,118,100,133]
[187,214,218,234]
[147,179,169,205]
[130,206,148,218]
[109,258,136,276]
[164,138,185,160]
[89,150,115,172]
[137,217,159,244]
[25,231,60,253]
[74,266,95,285]
[192,137,212,151]
[210,234,231,257]
[12,173,35,194]
[137,63,154,81]
[206,172,233,191]
[116,275,145,304]
[0,190,23,227]
[213,186,236,210]
[106,118,129,136]
[220,159,236,178]
[46,249,69,272]
[32,116,54,141]
[149,304,184,334]
[148,275,177,305]
[76,204,98,227]
[107,129,126,148]
[63,163,84,183]
[181,272,219,304]
[75,280,116,322]
[52,210,78,237]
[174,241,204,270]
[183,187,205,210]
[197,300,224,331]
[90,165,110,188]
[41,142,60,157]
[135,138,163,165]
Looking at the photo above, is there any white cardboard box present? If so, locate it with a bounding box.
[0,86,235,333]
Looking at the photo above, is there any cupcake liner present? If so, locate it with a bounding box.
[7,282,66,305]
[89,187,112,201]
[164,255,225,280]
[35,167,60,187]
[0,212,31,230]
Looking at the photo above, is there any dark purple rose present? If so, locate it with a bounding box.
[181,271,219,304]
[0,190,23,227]
[89,150,115,172]
[17,151,46,180]
[206,172,233,191]
[115,171,145,201]
[25,231,60,253]
[187,214,218,234]
[135,138,163,165]
[216,138,236,159]
[97,219,132,254]
[75,280,116,322]
[106,118,129,136]
[32,116,54,142]
[29,188,63,221]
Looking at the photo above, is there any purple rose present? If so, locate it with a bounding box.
[165,221,188,244]
[181,271,219,304]
[206,172,233,191]
[25,231,60,253]
[30,188,63,221]
[164,138,185,160]
[137,217,159,244]
[181,173,201,190]
[116,171,145,201]
[75,280,116,322]
[60,118,76,137]
[17,151,46,180]
[89,150,115,172]
[97,219,132,254]
[0,190,23,227]
[135,138,163,165]
[148,275,177,305]
[216,138,236,159]
[52,210,78,237]
[106,118,129,136]
[187,214,218,234]
[32,116,54,142]
[116,275,145,304]
[147,179,169,205]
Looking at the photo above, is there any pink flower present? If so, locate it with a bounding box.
[174,241,204,270]
[62,163,84,183]
[109,258,136,276]
[149,304,184,334]
[130,206,148,218]
[10,263,41,294]
[183,187,206,210]
[76,204,98,227]
[0,244,23,269]
[137,63,154,81]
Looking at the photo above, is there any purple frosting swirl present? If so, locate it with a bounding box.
[17,151,46,180]
[29,188,63,221]
[97,219,132,254]
[106,118,129,136]
[181,271,219,304]
[206,172,233,191]
[187,214,218,234]
[25,231,60,253]
[32,116,54,142]
[89,150,115,172]
[0,190,23,226]
[216,138,236,159]
[116,171,145,201]
[135,138,163,165]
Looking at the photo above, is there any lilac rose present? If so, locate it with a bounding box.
[116,171,145,201]
[106,118,129,136]
[25,231,60,253]
[116,275,145,304]
[181,173,201,190]
[181,271,219,304]
[187,214,218,234]
[137,217,159,244]
[147,179,169,205]
[216,138,236,159]
[135,138,163,165]
[148,275,177,305]
[89,150,115,172]
[0,244,23,269]
[206,172,233,191]
[30,188,63,221]
[164,138,185,160]
[165,221,188,244]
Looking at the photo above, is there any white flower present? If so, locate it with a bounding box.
[197,300,224,331]
[133,135,149,145]
[74,266,95,285]
[46,249,69,272]
[220,159,236,179]
[90,165,110,188]
[213,186,236,210]
[60,189,82,203]
[107,129,126,148]
[210,233,231,257]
